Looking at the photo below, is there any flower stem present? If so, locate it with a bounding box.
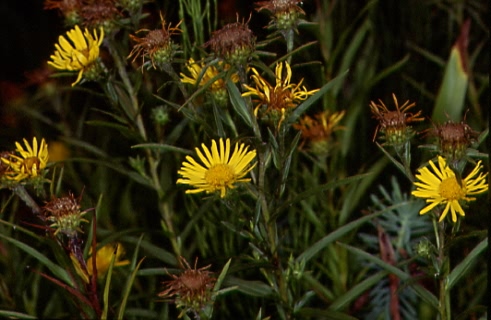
[13,185,41,215]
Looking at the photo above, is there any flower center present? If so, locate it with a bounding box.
[439,177,466,200]
[205,164,235,187]
[23,157,40,174]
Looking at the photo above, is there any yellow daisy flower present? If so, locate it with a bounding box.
[1,137,49,182]
[180,58,239,93]
[177,138,256,198]
[412,156,488,223]
[87,243,130,279]
[48,25,104,86]
[242,61,319,126]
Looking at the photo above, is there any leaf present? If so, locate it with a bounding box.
[102,247,118,320]
[227,79,254,128]
[338,242,439,310]
[447,237,487,290]
[296,201,413,264]
[117,257,146,319]
[0,310,37,319]
[432,20,470,123]
[287,70,349,124]
[0,233,73,287]
[223,276,274,297]
[329,270,388,311]
[131,143,194,155]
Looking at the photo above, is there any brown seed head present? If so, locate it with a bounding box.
[255,0,305,30]
[431,120,478,161]
[43,192,88,236]
[369,93,423,145]
[79,0,120,30]
[158,257,216,314]
[128,14,182,69]
[204,18,255,65]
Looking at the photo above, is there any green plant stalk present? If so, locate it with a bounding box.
[108,42,181,258]
[435,218,450,320]
[13,185,41,215]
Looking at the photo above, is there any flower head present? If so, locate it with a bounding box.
[78,0,121,32]
[177,138,256,198]
[87,243,130,279]
[412,156,488,223]
[128,14,182,70]
[370,93,424,145]
[158,256,216,318]
[180,58,239,105]
[48,25,105,86]
[1,137,49,182]
[242,61,319,128]
[429,119,479,163]
[43,192,89,236]
[44,0,81,25]
[255,0,305,31]
[293,110,345,154]
[204,19,255,66]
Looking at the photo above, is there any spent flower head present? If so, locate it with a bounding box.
[128,14,182,70]
[204,18,255,67]
[256,0,305,32]
[158,256,216,318]
[78,0,121,33]
[44,0,82,26]
[48,25,105,86]
[370,93,424,146]
[180,58,239,106]
[429,119,479,163]
[242,61,319,129]
[293,110,345,155]
[43,192,89,236]
[412,156,488,223]
[177,138,257,198]
[1,137,49,183]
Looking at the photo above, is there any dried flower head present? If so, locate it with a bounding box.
[48,25,105,86]
[370,93,424,145]
[412,156,488,223]
[78,0,121,32]
[204,18,255,66]
[128,14,182,70]
[293,110,345,154]
[255,0,305,31]
[44,0,81,25]
[158,257,216,318]
[1,137,49,182]
[429,119,478,162]
[43,192,89,236]
[242,61,319,129]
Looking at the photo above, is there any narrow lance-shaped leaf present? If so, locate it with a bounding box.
[432,19,470,123]
[447,237,487,291]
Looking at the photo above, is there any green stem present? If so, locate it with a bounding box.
[436,219,450,320]
[13,185,41,215]
[107,41,181,258]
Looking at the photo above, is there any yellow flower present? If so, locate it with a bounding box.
[87,243,130,279]
[412,156,488,223]
[48,25,104,86]
[1,137,49,182]
[180,58,239,93]
[293,110,345,153]
[177,138,256,198]
[242,61,318,126]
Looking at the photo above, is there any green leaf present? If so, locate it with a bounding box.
[447,237,487,290]
[227,79,254,128]
[102,246,118,320]
[287,70,349,124]
[338,242,439,310]
[0,234,74,287]
[432,21,470,123]
[117,257,146,319]
[296,201,413,264]
[223,276,274,297]
[329,270,387,311]
[0,310,37,319]
[131,143,194,155]
[295,307,358,320]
